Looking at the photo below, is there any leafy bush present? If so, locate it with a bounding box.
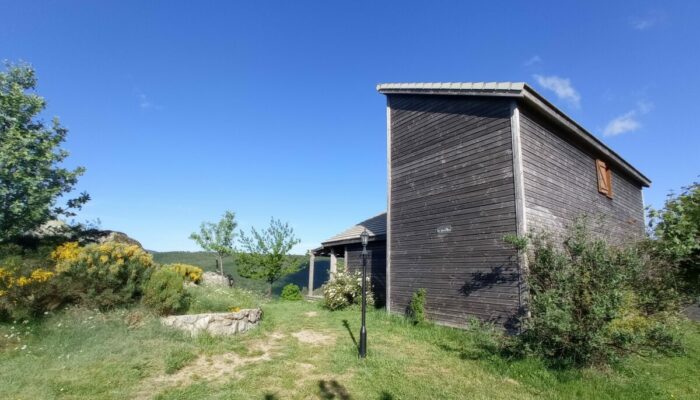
[165,263,203,283]
[142,268,189,315]
[321,270,373,311]
[52,241,156,309]
[512,222,682,366]
[409,288,427,325]
[281,283,303,301]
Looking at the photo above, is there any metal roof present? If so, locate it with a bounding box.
[377,82,651,187]
[321,212,387,246]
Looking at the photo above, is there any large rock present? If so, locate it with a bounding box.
[161,309,262,336]
[93,230,143,247]
[201,271,230,287]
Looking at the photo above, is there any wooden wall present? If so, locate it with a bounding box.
[345,240,387,307]
[388,94,521,328]
[518,104,646,242]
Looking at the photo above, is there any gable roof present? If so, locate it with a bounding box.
[321,212,386,246]
[377,82,651,187]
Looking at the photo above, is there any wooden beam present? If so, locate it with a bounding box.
[330,251,337,279]
[510,101,530,319]
[308,251,315,296]
[386,98,392,313]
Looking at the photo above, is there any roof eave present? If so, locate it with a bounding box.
[321,234,387,248]
[520,85,651,187]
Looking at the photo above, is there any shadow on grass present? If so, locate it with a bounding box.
[319,379,351,399]
[342,319,358,350]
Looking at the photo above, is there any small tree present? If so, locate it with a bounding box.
[189,211,237,278]
[0,63,89,241]
[237,218,301,296]
[647,181,700,301]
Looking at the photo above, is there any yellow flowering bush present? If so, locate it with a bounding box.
[54,242,156,309]
[165,263,203,283]
[0,264,58,320]
[51,241,81,263]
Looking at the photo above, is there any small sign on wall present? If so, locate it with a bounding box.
[436,224,452,235]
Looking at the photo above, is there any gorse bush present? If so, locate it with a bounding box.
[0,260,59,320]
[52,241,156,309]
[165,263,203,283]
[280,283,302,301]
[321,270,373,311]
[512,221,682,367]
[143,268,189,315]
[409,288,427,325]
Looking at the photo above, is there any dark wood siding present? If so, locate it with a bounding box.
[389,94,520,328]
[519,104,645,242]
[345,241,387,307]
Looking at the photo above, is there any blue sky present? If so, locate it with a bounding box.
[2,1,699,253]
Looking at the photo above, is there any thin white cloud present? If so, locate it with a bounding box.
[603,100,652,137]
[134,88,162,110]
[604,111,640,136]
[138,93,153,109]
[533,74,581,108]
[629,10,666,31]
[524,55,542,67]
[637,99,654,114]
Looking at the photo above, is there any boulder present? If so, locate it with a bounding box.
[161,309,262,336]
[94,231,143,247]
[202,271,230,287]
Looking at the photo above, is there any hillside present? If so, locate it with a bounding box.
[151,251,330,296]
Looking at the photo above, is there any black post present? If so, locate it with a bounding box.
[359,243,368,358]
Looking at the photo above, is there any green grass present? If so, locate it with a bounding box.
[187,285,264,314]
[1,291,699,399]
[151,251,330,296]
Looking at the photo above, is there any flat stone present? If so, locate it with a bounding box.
[160,310,262,336]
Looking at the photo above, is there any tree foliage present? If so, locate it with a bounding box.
[647,181,700,300]
[0,63,88,241]
[237,218,301,295]
[189,211,237,277]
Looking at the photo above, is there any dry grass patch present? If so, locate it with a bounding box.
[133,332,285,399]
[292,329,335,346]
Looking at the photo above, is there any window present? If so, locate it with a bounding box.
[596,159,613,198]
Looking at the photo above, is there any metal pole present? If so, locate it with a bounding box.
[359,244,367,358]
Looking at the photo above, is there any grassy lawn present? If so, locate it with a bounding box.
[0,288,698,400]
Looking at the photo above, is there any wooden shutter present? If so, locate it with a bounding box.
[596,159,613,198]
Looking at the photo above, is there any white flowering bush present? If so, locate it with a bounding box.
[321,270,374,311]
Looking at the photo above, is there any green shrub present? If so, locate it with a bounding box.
[512,221,682,367]
[281,283,303,301]
[143,268,189,315]
[409,288,427,325]
[321,270,373,311]
[165,263,203,283]
[52,242,156,309]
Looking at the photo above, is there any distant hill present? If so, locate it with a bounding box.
[151,251,330,296]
